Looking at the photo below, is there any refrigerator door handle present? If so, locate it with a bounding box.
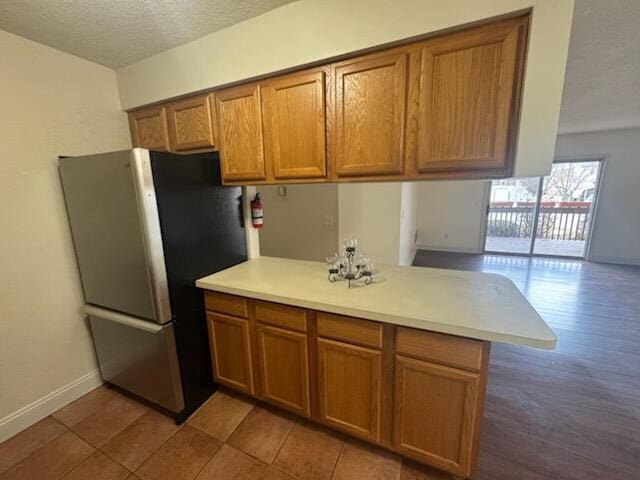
[83,305,163,333]
[130,148,172,323]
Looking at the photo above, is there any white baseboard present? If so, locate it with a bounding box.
[410,246,417,265]
[0,370,103,442]
[587,254,640,266]
[416,244,483,254]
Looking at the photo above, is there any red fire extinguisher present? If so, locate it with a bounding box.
[250,193,263,228]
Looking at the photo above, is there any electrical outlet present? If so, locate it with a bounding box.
[323,215,334,226]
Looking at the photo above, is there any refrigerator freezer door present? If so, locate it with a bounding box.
[59,150,171,323]
[150,151,247,417]
[85,305,185,413]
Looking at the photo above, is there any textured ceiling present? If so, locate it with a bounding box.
[558,0,640,133]
[0,0,638,133]
[0,0,297,68]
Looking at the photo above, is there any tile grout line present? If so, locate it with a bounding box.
[98,422,175,475]
[59,449,121,480]
[0,418,72,478]
[219,400,297,469]
[265,413,298,472]
[125,423,186,476]
[191,438,225,480]
[328,438,346,480]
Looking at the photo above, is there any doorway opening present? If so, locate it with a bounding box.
[484,159,603,258]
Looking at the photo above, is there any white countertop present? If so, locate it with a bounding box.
[196,256,556,350]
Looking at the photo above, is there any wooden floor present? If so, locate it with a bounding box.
[413,250,640,480]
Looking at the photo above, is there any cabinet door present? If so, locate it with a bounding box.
[206,312,254,395]
[128,106,170,151]
[416,17,525,173]
[333,50,407,177]
[166,94,216,151]
[317,338,381,441]
[257,324,310,416]
[215,84,266,182]
[262,71,327,179]
[393,355,480,477]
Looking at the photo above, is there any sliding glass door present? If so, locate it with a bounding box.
[532,160,601,257]
[485,159,602,258]
[484,177,540,254]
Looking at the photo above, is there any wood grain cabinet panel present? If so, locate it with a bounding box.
[316,312,382,349]
[393,355,480,477]
[201,293,492,478]
[262,71,327,179]
[206,312,254,395]
[395,327,485,372]
[333,50,408,177]
[415,17,525,174]
[257,324,310,416]
[255,301,307,332]
[128,106,170,151]
[317,338,381,442]
[204,291,248,318]
[215,84,266,182]
[166,94,216,151]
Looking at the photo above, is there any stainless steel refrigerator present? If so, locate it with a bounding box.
[59,149,247,422]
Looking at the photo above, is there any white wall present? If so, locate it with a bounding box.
[257,184,339,261]
[416,181,489,253]
[0,30,131,440]
[399,183,419,265]
[116,0,574,178]
[242,186,261,259]
[413,128,640,266]
[556,128,640,265]
[338,183,403,265]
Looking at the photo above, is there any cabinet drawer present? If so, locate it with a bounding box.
[204,291,248,318]
[317,312,382,349]
[395,327,485,372]
[255,301,307,332]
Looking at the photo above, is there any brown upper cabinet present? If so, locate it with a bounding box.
[215,83,267,182]
[128,105,170,151]
[128,94,217,153]
[414,17,526,174]
[166,93,216,151]
[262,69,327,180]
[332,50,408,177]
[125,14,528,184]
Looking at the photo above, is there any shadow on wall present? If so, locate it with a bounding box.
[257,184,339,262]
[256,182,419,267]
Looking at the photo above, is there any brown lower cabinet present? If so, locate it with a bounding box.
[317,338,382,442]
[203,291,489,478]
[206,312,254,395]
[257,324,311,417]
[393,356,482,475]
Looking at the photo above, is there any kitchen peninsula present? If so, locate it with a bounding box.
[196,256,555,478]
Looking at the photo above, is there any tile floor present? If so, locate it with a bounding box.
[0,386,454,480]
